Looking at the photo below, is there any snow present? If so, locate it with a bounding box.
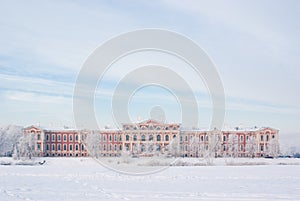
[0,157,300,201]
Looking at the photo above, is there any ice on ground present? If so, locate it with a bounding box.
[0,157,300,201]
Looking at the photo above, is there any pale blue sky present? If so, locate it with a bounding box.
[0,0,299,143]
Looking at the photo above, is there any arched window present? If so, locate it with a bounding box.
[63,144,67,151]
[103,144,106,151]
[58,144,61,151]
[69,134,73,141]
[223,135,227,142]
[157,135,161,141]
[103,135,107,142]
[141,135,146,141]
[173,127,177,130]
[37,134,41,140]
[165,127,169,130]
[240,135,244,142]
[149,135,153,141]
[165,135,169,141]
[185,135,188,141]
[114,135,117,141]
[266,135,269,141]
[260,135,264,141]
[173,135,176,139]
[272,135,275,139]
[156,127,161,130]
[200,136,204,141]
[134,127,137,130]
[75,135,78,141]
[57,135,61,141]
[126,135,129,141]
[149,126,154,130]
[109,135,112,141]
[133,135,137,141]
[206,136,209,142]
[63,135,67,142]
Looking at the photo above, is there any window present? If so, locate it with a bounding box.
[69,144,73,151]
[63,135,67,142]
[149,135,153,141]
[223,135,227,142]
[173,127,177,130]
[37,134,41,141]
[109,144,112,151]
[206,136,209,142]
[272,135,275,139]
[141,135,146,141]
[75,144,79,151]
[260,145,264,151]
[103,144,106,151]
[260,135,264,141]
[156,127,161,130]
[266,135,269,141]
[240,144,244,151]
[103,135,107,142]
[185,136,188,142]
[133,135,137,141]
[134,127,137,130]
[46,144,49,150]
[81,144,84,151]
[52,144,55,151]
[223,145,226,151]
[109,135,112,141]
[114,135,117,142]
[114,145,117,151]
[119,135,122,141]
[119,145,122,151]
[200,136,204,141]
[58,144,61,151]
[180,136,183,142]
[165,135,169,141]
[157,135,161,141]
[57,134,61,141]
[149,126,154,130]
[52,134,55,142]
[69,134,73,142]
[46,134,49,141]
[165,127,169,130]
[126,135,130,141]
[37,144,41,150]
[240,135,244,142]
[63,144,67,151]
[75,135,78,141]
[173,135,176,139]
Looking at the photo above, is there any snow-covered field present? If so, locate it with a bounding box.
[1,158,300,201]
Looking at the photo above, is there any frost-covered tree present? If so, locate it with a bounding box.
[268,138,279,158]
[0,125,22,156]
[14,133,36,160]
[246,135,257,158]
[169,136,180,157]
[227,134,239,158]
[85,131,101,158]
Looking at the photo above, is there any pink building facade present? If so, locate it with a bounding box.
[23,119,279,158]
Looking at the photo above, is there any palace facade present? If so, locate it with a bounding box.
[23,119,279,158]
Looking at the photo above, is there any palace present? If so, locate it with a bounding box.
[23,119,279,158]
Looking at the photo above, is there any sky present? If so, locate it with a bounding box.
[0,0,299,146]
